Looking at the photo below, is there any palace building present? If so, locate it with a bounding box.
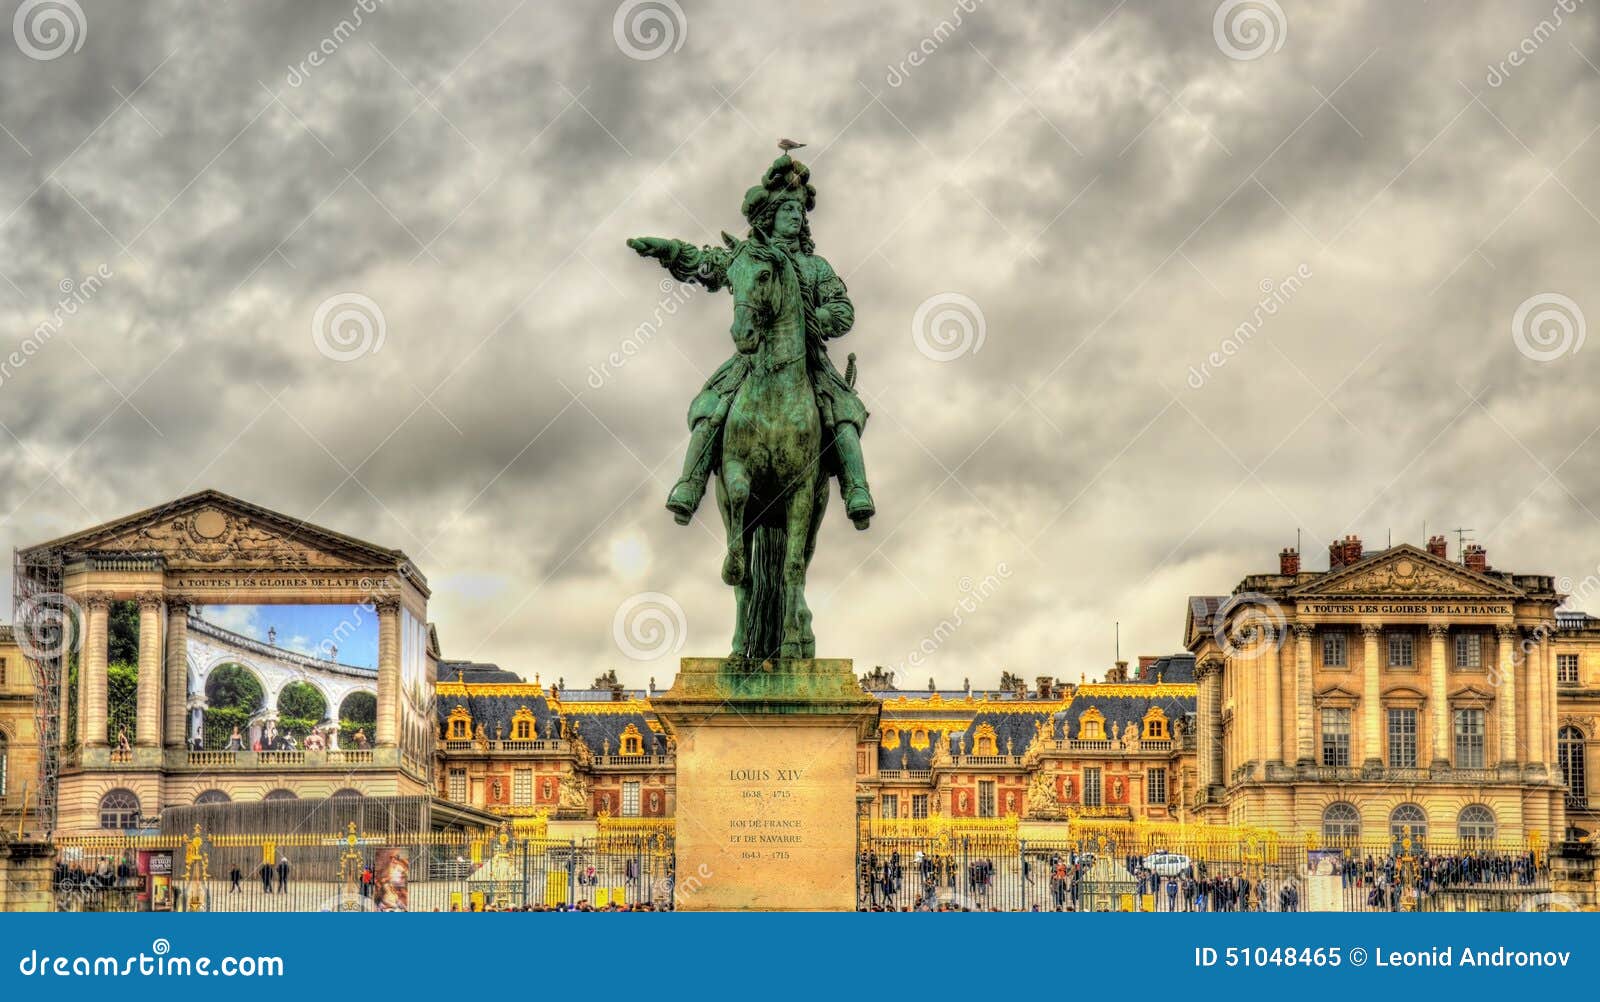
[0,493,1595,858]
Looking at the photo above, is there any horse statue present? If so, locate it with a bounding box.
[719,230,830,660]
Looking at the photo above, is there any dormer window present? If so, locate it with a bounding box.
[620,722,644,756]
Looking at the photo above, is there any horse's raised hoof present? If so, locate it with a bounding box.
[721,547,746,586]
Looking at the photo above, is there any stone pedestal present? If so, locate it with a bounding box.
[652,657,877,912]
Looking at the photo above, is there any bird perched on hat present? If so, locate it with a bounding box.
[777,138,806,151]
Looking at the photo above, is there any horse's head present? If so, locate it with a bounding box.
[725,231,791,356]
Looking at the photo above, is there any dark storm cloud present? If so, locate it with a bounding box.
[0,0,1597,686]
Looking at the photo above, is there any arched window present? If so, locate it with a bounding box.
[330,788,363,799]
[194,790,230,805]
[1560,726,1587,805]
[972,723,998,756]
[99,788,141,830]
[620,723,643,756]
[1458,804,1495,845]
[263,789,297,801]
[1389,803,1428,842]
[1322,802,1361,841]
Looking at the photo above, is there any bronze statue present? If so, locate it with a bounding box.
[628,147,877,660]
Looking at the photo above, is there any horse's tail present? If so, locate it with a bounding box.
[741,524,788,661]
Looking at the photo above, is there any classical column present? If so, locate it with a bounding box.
[1427,624,1450,767]
[80,592,111,749]
[1360,624,1383,767]
[163,598,191,750]
[1196,656,1224,793]
[1294,625,1314,765]
[1264,624,1284,766]
[375,598,400,748]
[1497,626,1518,766]
[134,592,163,748]
[1526,627,1546,770]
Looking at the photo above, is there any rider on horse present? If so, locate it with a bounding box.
[627,154,876,530]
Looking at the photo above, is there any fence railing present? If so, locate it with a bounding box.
[856,835,1557,913]
[50,832,677,913]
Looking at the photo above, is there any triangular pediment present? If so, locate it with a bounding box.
[22,489,417,576]
[1291,544,1522,599]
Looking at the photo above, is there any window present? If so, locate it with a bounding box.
[1147,767,1167,805]
[1322,802,1361,841]
[448,768,467,803]
[622,781,640,817]
[1143,710,1168,740]
[0,734,6,798]
[98,788,141,830]
[911,794,929,819]
[330,788,362,799]
[1560,726,1587,805]
[514,719,531,740]
[1389,803,1427,842]
[1454,633,1482,669]
[1387,632,1415,668]
[513,769,533,807]
[0,657,7,685]
[448,716,468,740]
[1320,707,1351,767]
[194,789,230,805]
[881,794,898,819]
[1322,631,1348,667]
[1458,805,1495,845]
[263,789,297,801]
[977,780,996,818]
[1558,654,1580,686]
[1387,708,1418,767]
[1453,708,1485,768]
[1083,768,1102,807]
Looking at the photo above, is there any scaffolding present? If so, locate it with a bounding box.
[13,547,68,837]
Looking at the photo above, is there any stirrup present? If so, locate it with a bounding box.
[665,478,706,525]
[845,485,875,530]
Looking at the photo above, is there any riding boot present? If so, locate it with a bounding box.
[666,421,716,525]
[833,423,875,530]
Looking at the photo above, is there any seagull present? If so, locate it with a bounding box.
[777,138,806,152]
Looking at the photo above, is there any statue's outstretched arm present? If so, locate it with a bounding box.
[626,236,729,291]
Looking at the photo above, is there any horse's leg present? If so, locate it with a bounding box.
[715,473,749,657]
[720,457,751,588]
[778,469,818,659]
[796,471,829,658]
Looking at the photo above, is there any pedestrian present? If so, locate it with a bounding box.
[276,855,290,893]
[258,860,273,893]
[230,864,241,893]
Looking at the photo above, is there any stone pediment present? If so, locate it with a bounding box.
[23,489,416,576]
[1291,544,1522,600]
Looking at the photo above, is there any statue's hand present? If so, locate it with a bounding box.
[627,236,675,260]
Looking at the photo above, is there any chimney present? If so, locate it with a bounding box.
[1138,655,1159,679]
[1329,539,1345,570]
[1427,535,1448,559]
[1464,544,1488,573]
[1036,676,1054,699]
[1279,547,1300,575]
[1341,534,1363,566]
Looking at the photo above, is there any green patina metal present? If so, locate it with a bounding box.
[628,147,877,662]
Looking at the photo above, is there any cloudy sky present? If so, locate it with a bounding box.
[0,0,1597,689]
